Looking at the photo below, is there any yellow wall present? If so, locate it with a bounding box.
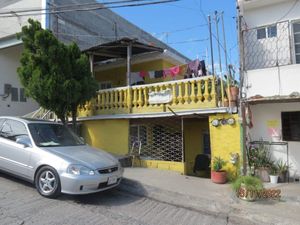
[95,59,183,87]
[81,119,129,155]
[134,159,184,174]
[209,114,241,180]
[184,118,209,175]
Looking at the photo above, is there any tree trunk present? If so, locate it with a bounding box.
[71,106,77,133]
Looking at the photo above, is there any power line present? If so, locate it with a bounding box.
[168,38,209,44]
[154,23,207,35]
[0,0,148,14]
[0,0,179,18]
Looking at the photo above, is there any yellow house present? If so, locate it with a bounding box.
[78,38,242,179]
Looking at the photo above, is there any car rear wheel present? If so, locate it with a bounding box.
[35,166,61,198]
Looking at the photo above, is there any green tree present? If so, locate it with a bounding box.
[17,19,98,128]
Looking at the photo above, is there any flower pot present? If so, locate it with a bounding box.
[270,175,279,184]
[255,167,270,182]
[238,184,257,201]
[211,170,227,184]
[279,171,287,183]
[230,86,239,101]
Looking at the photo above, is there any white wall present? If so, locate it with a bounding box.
[0,45,39,116]
[241,0,300,28]
[0,0,46,39]
[244,64,300,98]
[248,103,300,177]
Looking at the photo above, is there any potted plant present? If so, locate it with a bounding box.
[269,164,279,184]
[232,175,263,201]
[247,143,273,182]
[276,160,290,183]
[211,156,227,184]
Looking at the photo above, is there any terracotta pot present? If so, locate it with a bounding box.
[211,170,227,184]
[230,86,239,101]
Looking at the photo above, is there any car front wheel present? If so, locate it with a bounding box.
[35,166,61,198]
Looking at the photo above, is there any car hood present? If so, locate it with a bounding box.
[41,145,118,169]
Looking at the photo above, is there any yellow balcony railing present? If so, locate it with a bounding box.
[79,76,219,117]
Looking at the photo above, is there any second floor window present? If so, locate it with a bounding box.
[257,25,277,40]
[293,22,300,63]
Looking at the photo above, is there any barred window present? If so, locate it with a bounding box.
[282,111,300,141]
[257,25,277,40]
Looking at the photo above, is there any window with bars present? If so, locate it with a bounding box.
[257,25,277,40]
[282,111,300,141]
[293,22,300,63]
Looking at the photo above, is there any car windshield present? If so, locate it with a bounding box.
[28,123,84,147]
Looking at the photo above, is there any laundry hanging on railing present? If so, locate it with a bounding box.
[131,59,207,83]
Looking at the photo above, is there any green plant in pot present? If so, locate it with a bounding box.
[232,176,263,201]
[276,160,290,183]
[211,156,227,184]
[247,143,273,182]
[269,164,279,184]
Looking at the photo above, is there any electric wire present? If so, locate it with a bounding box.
[0,0,152,14]
[0,0,179,18]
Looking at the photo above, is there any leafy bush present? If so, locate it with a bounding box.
[232,175,263,192]
[212,156,226,172]
[247,143,273,169]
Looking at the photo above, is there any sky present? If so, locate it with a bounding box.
[112,0,238,75]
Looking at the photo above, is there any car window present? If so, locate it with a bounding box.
[0,120,29,142]
[28,123,84,147]
[0,119,5,130]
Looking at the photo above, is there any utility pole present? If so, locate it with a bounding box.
[208,15,214,75]
[221,12,228,74]
[215,11,224,106]
[237,5,247,175]
[215,11,222,75]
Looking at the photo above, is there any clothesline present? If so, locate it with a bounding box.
[130,59,207,85]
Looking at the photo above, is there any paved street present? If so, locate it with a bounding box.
[0,172,230,225]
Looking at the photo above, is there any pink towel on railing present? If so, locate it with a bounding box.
[169,66,180,77]
[139,71,148,78]
[163,66,180,78]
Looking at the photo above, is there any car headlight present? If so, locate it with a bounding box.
[67,165,95,176]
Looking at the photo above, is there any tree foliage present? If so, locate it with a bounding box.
[17,19,98,127]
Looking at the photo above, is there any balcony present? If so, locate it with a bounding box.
[78,76,227,118]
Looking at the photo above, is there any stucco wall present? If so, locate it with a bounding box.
[184,118,209,176]
[242,0,300,28]
[0,45,39,116]
[0,0,45,39]
[248,103,300,177]
[244,64,300,98]
[81,119,129,155]
[209,114,241,179]
[95,59,179,88]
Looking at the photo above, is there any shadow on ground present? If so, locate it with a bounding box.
[0,171,147,207]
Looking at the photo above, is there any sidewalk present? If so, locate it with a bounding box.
[118,168,300,225]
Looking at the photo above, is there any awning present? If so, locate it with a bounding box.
[246,94,300,104]
[84,37,164,86]
[83,37,164,63]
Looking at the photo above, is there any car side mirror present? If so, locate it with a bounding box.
[16,136,32,148]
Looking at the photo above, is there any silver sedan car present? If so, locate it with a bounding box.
[0,117,123,198]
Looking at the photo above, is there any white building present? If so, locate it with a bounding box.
[0,0,188,117]
[238,0,300,178]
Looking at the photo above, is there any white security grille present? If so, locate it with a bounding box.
[130,117,183,162]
